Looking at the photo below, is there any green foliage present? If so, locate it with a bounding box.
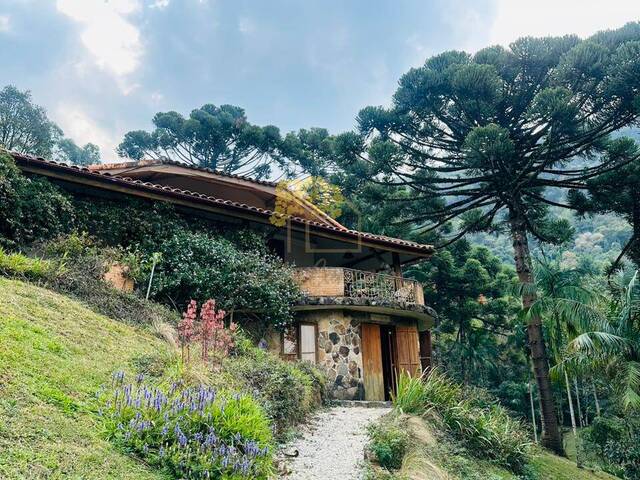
[406,240,522,387]
[392,370,532,473]
[101,375,274,479]
[581,415,640,479]
[289,26,640,451]
[569,137,640,270]
[118,104,289,178]
[70,195,189,252]
[367,415,409,470]
[150,230,300,329]
[0,247,59,280]
[0,150,74,247]
[563,269,640,411]
[38,233,178,327]
[225,348,324,437]
[54,138,100,166]
[0,85,61,156]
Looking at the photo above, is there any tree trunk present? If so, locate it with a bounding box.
[565,371,577,438]
[529,379,538,443]
[565,371,582,468]
[574,378,585,427]
[593,381,601,417]
[510,215,564,454]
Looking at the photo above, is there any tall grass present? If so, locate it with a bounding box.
[392,369,532,473]
[0,247,59,280]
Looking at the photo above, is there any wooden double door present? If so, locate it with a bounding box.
[361,323,421,401]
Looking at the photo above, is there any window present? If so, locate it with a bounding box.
[282,327,298,356]
[299,323,316,363]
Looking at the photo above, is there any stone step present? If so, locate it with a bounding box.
[330,400,392,408]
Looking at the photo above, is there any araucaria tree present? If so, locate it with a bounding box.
[118,104,288,179]
[568,137,640,270]
[311,24,640,452]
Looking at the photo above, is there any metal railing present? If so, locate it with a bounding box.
[342,268,420,304]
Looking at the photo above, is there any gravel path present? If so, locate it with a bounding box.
[281,406,390,479]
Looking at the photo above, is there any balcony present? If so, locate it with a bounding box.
[292,267,426,309]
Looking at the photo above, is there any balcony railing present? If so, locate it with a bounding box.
[293,267,424,306]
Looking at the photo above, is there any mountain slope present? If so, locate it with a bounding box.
[0,278,169,479]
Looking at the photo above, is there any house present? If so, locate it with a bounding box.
[12,152,436,401]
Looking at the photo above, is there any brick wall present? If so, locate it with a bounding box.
[293,267,345,297]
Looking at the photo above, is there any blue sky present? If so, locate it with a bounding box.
[0,0,639,162]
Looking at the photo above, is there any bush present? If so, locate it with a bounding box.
[0,247,59,280]
[226,347,324,437]
[392,370,531,473]
[149,231,300,329]
[101,372,274,479]
[71,195,188,252]
[37,233,178,326]
[367,415,409,470]
[0,151,74,247]
[581,415,640,479]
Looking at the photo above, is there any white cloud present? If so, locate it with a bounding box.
[150,91,164,104]
[0,15,10,33]
[238,16,255,35]
[56,0,143,83]
[149,0,170,9]
[54,104,120,162]
[488,0,640,48]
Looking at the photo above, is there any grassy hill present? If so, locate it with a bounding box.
[0,277,169,479]
[369,414,618,480]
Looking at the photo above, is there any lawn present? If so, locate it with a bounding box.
[0,278,169,479]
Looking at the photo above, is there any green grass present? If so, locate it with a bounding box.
[0,248,58,280]
[0,277,170,479]
[531,451,616,480]
[368,413,618,480]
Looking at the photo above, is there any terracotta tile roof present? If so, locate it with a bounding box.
[87,159,280,187]
[10,152,435,256]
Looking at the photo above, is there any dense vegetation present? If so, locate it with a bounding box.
[0,274,321,478]
[365,370,618,480]
[0,150,300,328]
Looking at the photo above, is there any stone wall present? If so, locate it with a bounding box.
[297,310,364,400]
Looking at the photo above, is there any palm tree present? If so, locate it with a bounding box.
[563,270,640,411]
[519,257,602,462]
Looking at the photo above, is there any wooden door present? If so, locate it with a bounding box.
[361,323,385,401]
[419,330,432,372]
[396,325,421,377]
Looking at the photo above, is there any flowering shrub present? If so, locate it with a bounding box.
[178,299,238,366]
[199,299,236,364]
[101,372,274,479]
[178,300,198,362]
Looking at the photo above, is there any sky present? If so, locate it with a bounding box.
[0,0,639,162]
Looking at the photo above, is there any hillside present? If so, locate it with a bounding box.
[0,278,169,479]
[378,414,618,480]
